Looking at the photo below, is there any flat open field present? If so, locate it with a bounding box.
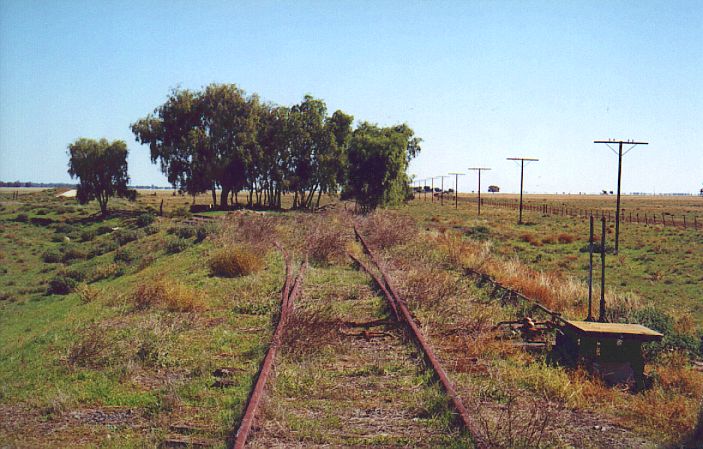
[0,189,701,448]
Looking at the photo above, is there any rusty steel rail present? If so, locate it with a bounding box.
[352,225,487,449]
[463,267,568,325]
[230,248,307,449]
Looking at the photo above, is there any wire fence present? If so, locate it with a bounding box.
[465,197,702,230]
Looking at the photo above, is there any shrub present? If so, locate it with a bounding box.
[96,225,113,235]
[165,237,190,254]
[48,276,77,295]
[75,283,100,303]
[42,248,62,263]
[520,233,542,246]
[114,247,136,263]
[15,213,29,222]
[557,233,575,244]
[59,266,86,282]
[136,213,155,227]
[360,211,416,249]
[143,224,159,236]
[305,227,347,265]
[131,279,203,312]
[67,324,112,368]
[80,229,96,242]
[167,226,195,239]
[114,229,139,246]
[195,223,217,242]
[90,263,120,281]
[465,225,490,240]
[403,267,455,308]
[170,207,191,218]
[541,236,555,245]
[53,223,74,234]
[209,245,263,277]
[61,245,87,262]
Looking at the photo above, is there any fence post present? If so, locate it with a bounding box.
[683,216,686,228]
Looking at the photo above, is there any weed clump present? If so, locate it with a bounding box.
[96,225,113,235]
[305,226,348,265]
[165,237,190,254]
[75,283,100,303]
[557,233,575,244]
[282,307,341,358]
[209,245,263,277]
[114,229,140,246]
[61,245,87,262]
[114,246,136,263]
[42,248,62,263]
[67,325,112,368]
[47,276,77,295]
[520,233,542,246]
[131,279,203,312]
[167,225,195,239]
[136,213,155,227]
[360,211,416,249]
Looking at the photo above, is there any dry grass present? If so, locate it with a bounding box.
[520,233,542,246]
[556,233,575,244]
[75,283,101,303]
[401,266,456,309]
[209,245,264,277]
[66,324,113,368]
[359,210,416,249]
[281,307,342,359]
[304,224,349,265]
[130,279,203,312]
[219,213,280,249]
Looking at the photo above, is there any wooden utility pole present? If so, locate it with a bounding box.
[437,175,449,206]
[594,139,648,254]
[448,173,465,209]
[468,168,491,215]
[506,157,539,224]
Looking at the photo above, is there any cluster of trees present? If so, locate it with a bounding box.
[67,138,131,215]
[131,84,421,211]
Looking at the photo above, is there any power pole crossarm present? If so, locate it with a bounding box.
[507,157,539,224]
[594,139,648,254]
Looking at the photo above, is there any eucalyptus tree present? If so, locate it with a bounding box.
[131,88,209,199]
[67,138,130,215]
[346,123,421,212]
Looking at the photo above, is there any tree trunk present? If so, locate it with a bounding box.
[316,190,322,209]
[211,188,217,207]
[220,186,231,209]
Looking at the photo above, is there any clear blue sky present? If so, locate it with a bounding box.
[1,0,701,194]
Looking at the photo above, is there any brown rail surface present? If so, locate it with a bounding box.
[352,225,488,449]
[230,247,307,449]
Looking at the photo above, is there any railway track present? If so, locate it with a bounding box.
[231,229,481,448]
[230,245,307,449]
[350,225,487,449]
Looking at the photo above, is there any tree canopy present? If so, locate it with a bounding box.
[132,83,419,211]
[346,123,421,212]
[67,138,130,215]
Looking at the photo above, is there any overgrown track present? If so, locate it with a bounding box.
[230,245,307,449]
[351,225,488,449]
